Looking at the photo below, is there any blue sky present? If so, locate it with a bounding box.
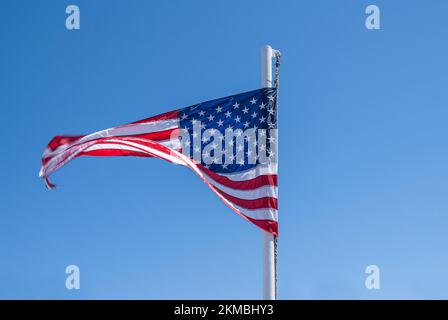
[1,0,447,299]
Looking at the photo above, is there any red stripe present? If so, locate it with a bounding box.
[215,188,278,210]
[42,156,51,166]
[48,135,84,151]
[246,218,278,237]
[198,164,277,190]
[75,139,182,164]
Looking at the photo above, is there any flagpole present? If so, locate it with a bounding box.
[261,44,277,300]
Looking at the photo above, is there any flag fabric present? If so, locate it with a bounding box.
[39,88,278,236]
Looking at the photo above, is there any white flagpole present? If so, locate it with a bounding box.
[261,44,277,300]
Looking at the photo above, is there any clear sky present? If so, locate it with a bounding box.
[1,0,447,299]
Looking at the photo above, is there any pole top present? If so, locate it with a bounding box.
[262,45,281,58]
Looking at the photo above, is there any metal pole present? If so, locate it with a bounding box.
[261,45,276,300]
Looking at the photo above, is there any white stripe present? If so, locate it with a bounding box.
[159,138,181,150]
[106,139,185,165]
[234,205,278,221]
[83,143,145,153]
[100,119,179,138]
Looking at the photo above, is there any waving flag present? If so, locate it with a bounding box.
[39,88,278,235]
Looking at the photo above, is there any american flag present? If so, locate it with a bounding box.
[39,88,278,236]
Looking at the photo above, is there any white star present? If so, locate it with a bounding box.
[229,154,235,162]
[216,106,222,113]
[250,98,257,105]
[183,140,190,147]
[200,123,206,130]
[192,132,199,138]
[259,102,266,109]
[226,125,233,131]
[225,110,232,118]
[202,136,209,143]
[199,110,205,116]
[251,111,257,119]
[242,107,249,114]
[221,164,228,169]
[243,121,250,128]
[259,116,266,123]
[268,108,274,115]
[211,142,218,149]
[234,115,241,123]
[181,114,188,120]
[235,130,242,137]
[268,95,275,102]
[217,119,224,127]
[238,159,245,165]
[259,144,266,151]
[227,140,234,147]
[268,136,276,143]
[233,102,240,109]
[208,114,215,121]
[268,122,275,129]
[237,144,243,152]
[194,145,200,153]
